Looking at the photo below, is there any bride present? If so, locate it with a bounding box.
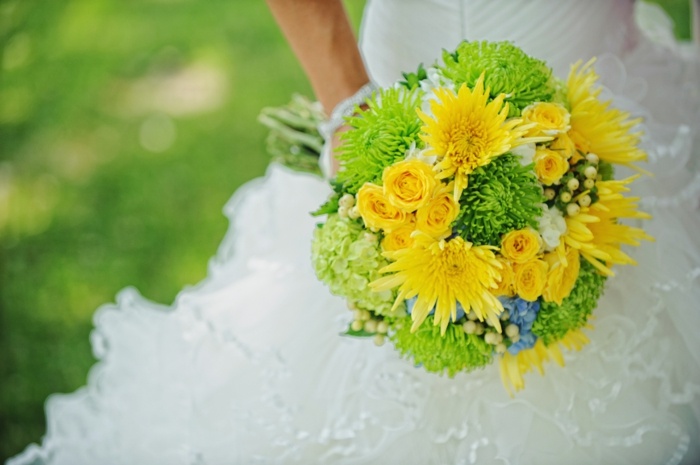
[9,0,700,464]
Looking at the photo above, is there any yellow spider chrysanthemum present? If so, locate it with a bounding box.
[499,328,590,396]
[563,176,653,276]
[371,235,503,335]
[567,59,647,170]
[418,74,542,199]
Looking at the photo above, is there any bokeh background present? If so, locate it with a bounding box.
[0,0,691,460]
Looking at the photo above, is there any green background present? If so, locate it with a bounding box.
[0,0,690,459]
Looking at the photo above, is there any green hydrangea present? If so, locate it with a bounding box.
[336,87,424,194]
[311,215,401,316]
[532,261,607,345]
[389,316,493,377]
[454,153,544,246]
[440,41,555,116]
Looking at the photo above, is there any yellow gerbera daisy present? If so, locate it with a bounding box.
[499,328,590,396]
[371,235,503,335]
[563,176,653,276]
[418,74,542,199]
[567,59,647,170]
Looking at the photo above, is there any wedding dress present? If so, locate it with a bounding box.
[9,1,700,464]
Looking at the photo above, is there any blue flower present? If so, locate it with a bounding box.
[499,296,540,329]
[499,296,541,355]
[507,332,537,355]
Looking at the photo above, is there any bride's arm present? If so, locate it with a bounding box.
[265,0,370,114]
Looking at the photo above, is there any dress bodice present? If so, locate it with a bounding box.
[360,0,637,84]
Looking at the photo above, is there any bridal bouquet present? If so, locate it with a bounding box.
[311,41,651,393]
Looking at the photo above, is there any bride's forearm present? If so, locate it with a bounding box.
[266,0,370,114]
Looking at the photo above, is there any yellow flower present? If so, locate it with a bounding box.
[499,328,590,395]
[568,128,590,155]
[493,257,516,297]
[549,133,577,160]
[382,159,437,212]
[522,102,571,137]
[500,228,542,264]
[418,74,542,199]
[568,59,647,171]
[381,219,416,252]
[543,246,580,305]
[371,235,503,335]
[513,258,548,302]
[533,147,569,186]
[563,176,653,276]
[415,183,459,239]
[356,182,408,232]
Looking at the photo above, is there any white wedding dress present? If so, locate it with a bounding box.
[9,1,700,464]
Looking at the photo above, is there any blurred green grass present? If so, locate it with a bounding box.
[0,0,365,458]
[0,0,690,460]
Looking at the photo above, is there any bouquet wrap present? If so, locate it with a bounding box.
[310,41,652,393]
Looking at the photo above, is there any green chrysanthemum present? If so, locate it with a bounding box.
[337,87,424,194]
[440,41,555,116]
[532,261,607,345]
[389,315,493,376]
[598,159,615,181]
[312,215,402,316]
[454,153,544,246]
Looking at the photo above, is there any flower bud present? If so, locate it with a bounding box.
[585,153,599,164]
[339,193,355,209]
[364,319,378,333]
[567,178,580,191]
[363,232,377,243]
[578,194,592,207]
[566,203,581,216]
[463,321,477,334]
[505,324,520,338]
[584,165,598,179]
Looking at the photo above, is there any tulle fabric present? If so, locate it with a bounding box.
[9,1,700,464]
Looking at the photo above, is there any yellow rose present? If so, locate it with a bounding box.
[381,219,416,252]
[543,246,581,305]
[356,182,408,232]
[493,257,516,297]
[513,259,548,302]
[534,147,569,186]
[382,159,437,212]
[522,102,571,137]
[415,183,459,239]
[500,228,542,264]
[550,133,576,160]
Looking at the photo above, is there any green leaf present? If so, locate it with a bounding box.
[311,193,339,216]
[342,327,375,338]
